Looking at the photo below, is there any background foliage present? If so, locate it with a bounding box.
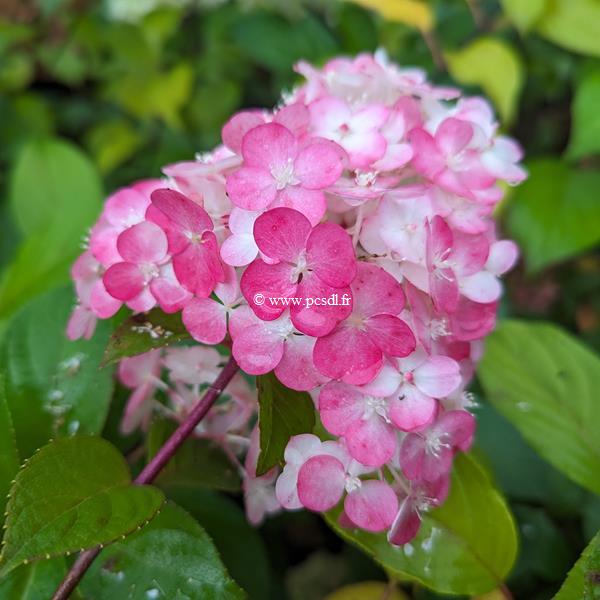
[0,0,599,598]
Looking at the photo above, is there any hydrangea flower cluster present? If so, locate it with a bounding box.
[68,52,525,544]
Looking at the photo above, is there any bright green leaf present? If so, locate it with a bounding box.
[506,159,600,272]
[555,531,600,599]
[0,376,19,523]
[256,372,316,475]
[103,308,191,366]
[326,581,409,599]
[537,0,600,58]
[326,453,517,595]
[0,287,114,459]
[80,502,245,600]
[0,436,164,577]
[567,70,600,160]
[0,556,69,600]
[148,419,242,492]
[446,37,523,124]
[350,0,433,30]
[86,118,143,174]
[479,320,600,496]
[500,0,548,32]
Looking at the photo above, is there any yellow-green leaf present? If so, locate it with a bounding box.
[500,0,548,32]
[350,0,433,30]
[446,37,523,124]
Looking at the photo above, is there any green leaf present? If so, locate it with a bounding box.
[80,502,244,600]
[446,37,523,124]
[536,0,600,58]
[0,436,164,577]
[0,556,69,600]
[103,308,191,366]
[86,118,143,174]
[325,453,517,595]
[256,372,316,475]
[500,0,547,32]
[166,487,270,599]
[567,70,600,160]
[0,287,114,459]
[555,531,600,599]
[0,137,102,318]
[0,376,19,523]
[478,320,600,496]
[147,419,242,492]
[506,159,600,272]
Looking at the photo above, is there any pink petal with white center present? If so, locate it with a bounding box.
[372,142,413,171]
[145,204,188,255]
[226,166,278,211]
[399,432,453,482]
[294,139,346,189]
[435,118,474,155]
[215,264,239,305]
[241,122,298,170]
[449,297,497,341]
[182,298,227,344]
[221,111,265,154]
[460,271,502,303]
[283,433,325,465]
[309,97,350,133]
[345,480,398,532]
[253,207,311,262]
[342,131,387,169]
[352,262,405,318]
[314,325,383,385]
[103,262,145,301]
[104,187,149,229]
[351,104,389,131]
[346,415,397,467]
[151,264,192,313]
[306,222,357,288]
[409,129,445,179]
[297,455,346,512]
[151,188,213,233]
[387,497,421,546]
[291,275,352,337]
[389,386,437,431]
[117,221,168,264]
[240,259,298,320]
[227,305,257,339]
[275,334,327,391]
[486,240,518,275]
[452,231,490,276]
[426,216,453,269]
[273,186,326,225]
[172,231,224,297]
[90,281,122,318]
[220,233,258,267]
[429,267,459,314]
[414,356,461,398]
[318,381,365,437]
[231,322,285,375]
[366,314,416,357]
[360,361,402,397]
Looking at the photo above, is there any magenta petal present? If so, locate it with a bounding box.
[400,433,453,482]
[436,117,473,155]
[240,259,298,320]
[222,111,265,154]
[389,386,437,432]
[151,188,213,234]
[352,262,405,318]
[253,207,311,261]
[273,186,326,226]
[409,128,445,179]
[117,221,168,264]
[232,323,284,375]
[387,497,421,546]
[241,122,298,169]
[291,275,351,337]
[182,298,227,344]
[437,410,476,451]
[173,234,223,298]
[103,262,145,301]
[275,335,326,392]
[318,381,365,437]
[430,269,459,313]
[294,139,346,189]
[274,102,310,134]
[306,223,356,287]
[297,455,345,512]
[226,166,277,211]
[366,314,416,357]
[345,481,398,532]
[314,325,383,385]
[347,415,397,467]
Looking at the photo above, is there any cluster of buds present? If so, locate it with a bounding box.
[68,52,525,544]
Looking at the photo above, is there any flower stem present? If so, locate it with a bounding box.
[51,355,240,600]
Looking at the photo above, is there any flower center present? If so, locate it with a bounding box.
[139,262,159,282]
[290,252,309,282]
[345,475,362,493]
[185,230,204,244]
[424,431,451,458]
[271,158,299,190]
[362,396,390,423]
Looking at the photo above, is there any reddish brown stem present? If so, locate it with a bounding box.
[51,356,240,600]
